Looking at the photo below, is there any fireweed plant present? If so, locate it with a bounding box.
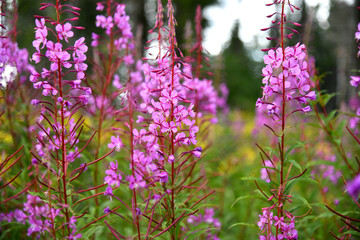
[184,5,228,127]
[29,2,94,239]
[179,5,226,239]
[92,0,222,239]
[85,0,137,212]
[0,1,114,239]
[86,0,144,236]
[254,1,316,239]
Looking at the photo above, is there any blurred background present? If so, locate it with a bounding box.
[15,0,360,111]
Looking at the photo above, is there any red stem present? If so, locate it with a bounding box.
[277,1,286,237]
[56,0,70,235]
[128,88,141,239]
[169,4,177,238]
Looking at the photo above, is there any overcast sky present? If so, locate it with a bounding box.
[203,0,354,56]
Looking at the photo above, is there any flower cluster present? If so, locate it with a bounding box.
[255,2,313,239]
[355,22,360,56]
[181,5,228,123]
[100,1,217,238]
[115,57,202,191]
[89,1,138,144]
[348,96,360,132]
[0,37,32,87]
[93,2,147,199]
[312,143,341,185]
[0,194,60,237]
[183,76,228,123]
[260,160,275,183]
[102,2,210,238]
[29,6,90,167]
[104,160,123,196]
[93,3,133,52]
[347,174,360,198]
[186,208,221,240]
[258,208,298,240]
[256,43,315,119]
[0,193,82,239]
[26,3,91,238]
[140,59,200,144]
[348,23,360,130]
[30,18,90,104]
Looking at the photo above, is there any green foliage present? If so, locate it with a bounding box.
[222,21,262,110]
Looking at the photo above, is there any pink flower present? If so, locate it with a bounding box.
[104,170,122,187]
[356,23,360,41]
[257,43,315,119]
[127,175,146,190]
[108,135,124,152]
[347,174,360,198]
[30,68,41,82]
[104,161,122,188]
[113,74,122,89]
[160,89,178,106]
[96,3,104,11]
[73,37,88,57]
[96,15,114,31]
[168,155,175,163]
[161,121,177,133]
[74,54,88,79]
[31,51,41,63]
[263,48,283,68]
[104,186,113,198]
[34,18,48,50]
[91,33,100,47]
[260,160,274,183]
[45,41,71,71]
[55,23,74,42]
[124,54,134,66]
[133,128,146,144]
[192,147,202,158]
[350,76,360,87]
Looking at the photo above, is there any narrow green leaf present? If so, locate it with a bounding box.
[82,225,103,238]
[232,195,259,208]
[324,110,337,125]
[284,141,305,160]
[240,176,270,186]
[28,191,45,199]
[229,222,257,229]
[292,194,311,209]
[321,93,336,107]
[186,228,219,240]
[288,159,302,173]
[305,160,338,168]
[342,230,360,237]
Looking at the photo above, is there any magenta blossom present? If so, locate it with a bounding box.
[350,76,360,87]
[347,174,360,198]
[56,23,74,42]
[257,43,315,120]
[104,161,122,187]
[108,135,124,152]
